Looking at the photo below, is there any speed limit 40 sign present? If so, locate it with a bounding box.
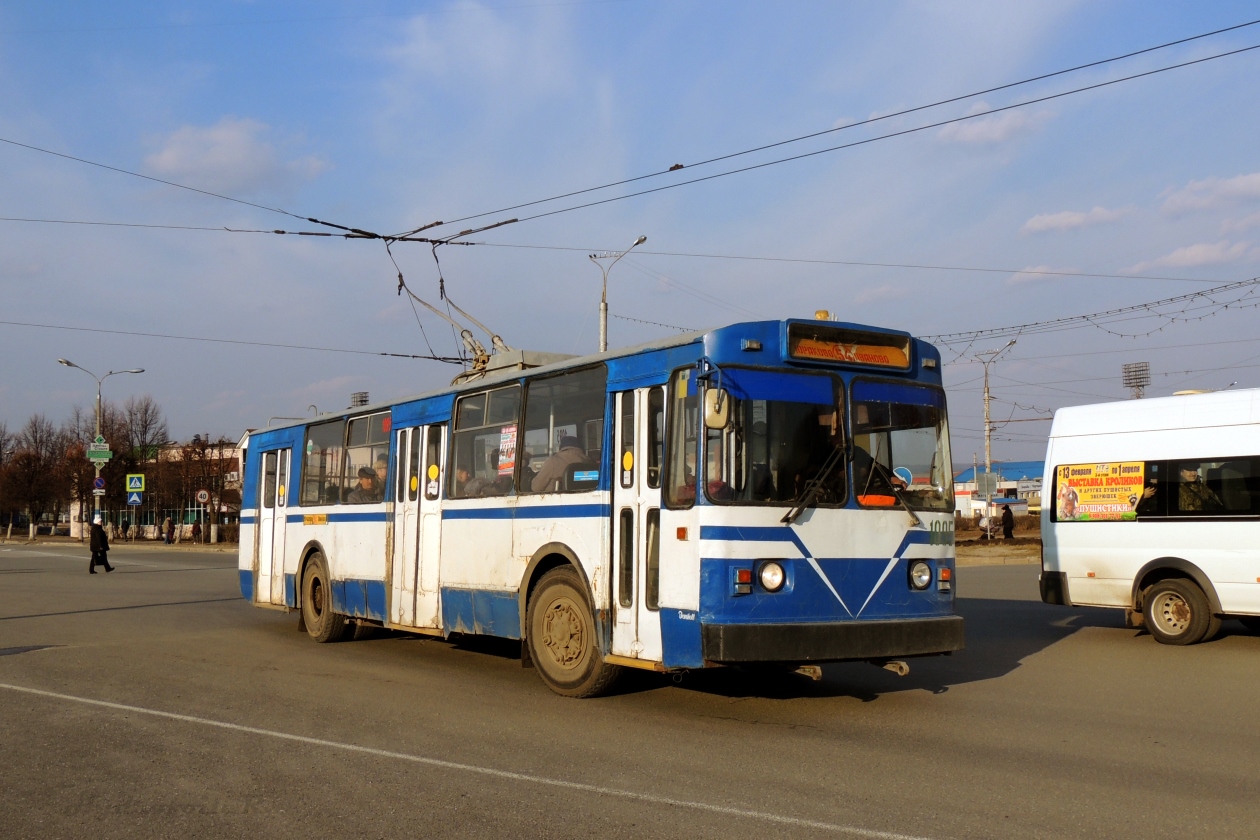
[196,489,210,504]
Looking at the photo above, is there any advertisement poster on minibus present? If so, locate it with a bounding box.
[1055,462,1145,521]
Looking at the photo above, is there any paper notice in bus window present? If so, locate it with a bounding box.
[1055,462,1145,521]
[790,336,910,368]
[498,426,517,475]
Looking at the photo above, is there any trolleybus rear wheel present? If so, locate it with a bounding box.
[527,566,621,698]
[1143,579,1212,646]
[302,552,350,643]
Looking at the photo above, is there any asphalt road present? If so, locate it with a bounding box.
[1,542,1257,839]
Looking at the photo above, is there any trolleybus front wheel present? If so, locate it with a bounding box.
[1143,579,1216,646]
[527,566,621,698]
[301,552,350,643]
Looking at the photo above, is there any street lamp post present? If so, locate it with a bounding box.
[590,234,647,352]
[58,359,144,531]
[973,340,1016,529]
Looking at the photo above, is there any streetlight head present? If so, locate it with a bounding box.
[1006,339,1017,347]
[125,369,144,374]
[58,358,74,367]
[633,235,647,246]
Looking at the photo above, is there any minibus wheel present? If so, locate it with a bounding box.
[1143,579,1212,646]
[302,552,349,643]
[526,566,621,698]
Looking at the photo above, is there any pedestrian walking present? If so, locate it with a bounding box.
[1001,504,1015,539]
[89,515,114,574]
[121,518,130,542]
[163,516,174,545]
[191,521,202,544]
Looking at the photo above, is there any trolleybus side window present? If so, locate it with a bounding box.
[262,451,277,509]
[424,425,442,500]
[450,386,521,498]
[300,419,345,506]
[519,365,608,494]
[665,369,700,508]
[344,412,390,504]
[647,386,664,489]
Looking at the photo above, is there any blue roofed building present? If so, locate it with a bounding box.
[954,460,1045,516]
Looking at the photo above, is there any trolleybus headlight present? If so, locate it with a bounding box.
[909,561,932,590]
[759,561,785,592]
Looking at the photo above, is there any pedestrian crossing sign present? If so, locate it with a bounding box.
[127,492,143,506]
[127,474,145,491]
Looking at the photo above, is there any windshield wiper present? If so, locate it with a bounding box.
[866,457,926,529]
[781,443,846,525]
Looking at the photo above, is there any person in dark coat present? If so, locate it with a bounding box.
[1001,504,1015,539]
[89,515,114,573]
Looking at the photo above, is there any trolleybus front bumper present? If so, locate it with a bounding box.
[701,615,964,663]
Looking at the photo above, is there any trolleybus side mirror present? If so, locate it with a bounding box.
[704,388,730,430]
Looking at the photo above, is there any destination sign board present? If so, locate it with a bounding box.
[787,323,911,370]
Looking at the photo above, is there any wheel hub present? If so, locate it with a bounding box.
[541,597,585,669]
[1154,592,1191,634]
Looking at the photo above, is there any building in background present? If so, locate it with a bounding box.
[953,461,1044,517]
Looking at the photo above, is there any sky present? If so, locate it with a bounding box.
[2,0,1260,465]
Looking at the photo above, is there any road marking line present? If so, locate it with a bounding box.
[0,681,932,839]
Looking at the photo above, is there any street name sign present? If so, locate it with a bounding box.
[127,474,145,491]
[88,451,112,462]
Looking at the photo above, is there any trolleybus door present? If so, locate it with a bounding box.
[611,389,664,661]
[416,424,446,628]
[391,427,422,626]
[257,449,289,605]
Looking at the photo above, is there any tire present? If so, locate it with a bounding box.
[526,566,621,698]
[1143,579,1212,646]
[301,552,350,643]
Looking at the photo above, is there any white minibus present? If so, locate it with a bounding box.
[1040,388,1260,645]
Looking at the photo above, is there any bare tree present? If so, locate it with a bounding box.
[0,422,14,539]
[123,395,169,460]
[3,415,66,539]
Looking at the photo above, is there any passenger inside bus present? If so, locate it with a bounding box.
[346,467,382,504]
[532,436,592,492]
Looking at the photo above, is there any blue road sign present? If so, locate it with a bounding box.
[127,492,143,506]
[127,474,145,491]
[93,477,106,490]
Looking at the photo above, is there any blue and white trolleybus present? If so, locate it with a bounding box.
[239,317,962,696]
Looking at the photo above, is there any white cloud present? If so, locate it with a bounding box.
[1162,172,1260,215]
[1127,240,1256,273]
[1222,210,1260,234]
[1021,206,1130,234]
[144,117,326,195]
[937,102,1049,145]
[1007,265,1076,286]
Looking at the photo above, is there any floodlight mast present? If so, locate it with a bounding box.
[1122,361,1151,399]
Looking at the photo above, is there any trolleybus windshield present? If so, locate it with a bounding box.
[851,380,953,511]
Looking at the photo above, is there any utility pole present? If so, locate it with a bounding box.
[973,340,1016,529]
[58,359,144,531]
[590,234,647,352]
